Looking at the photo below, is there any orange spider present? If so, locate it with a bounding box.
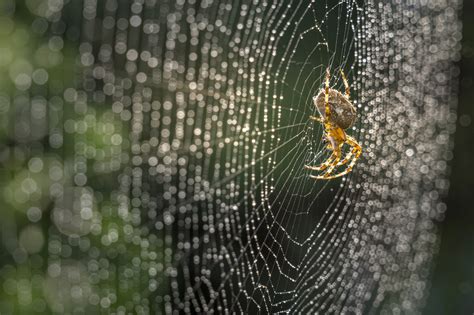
[305,68,362,179]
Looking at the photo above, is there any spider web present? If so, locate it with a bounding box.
[6,0,461,313]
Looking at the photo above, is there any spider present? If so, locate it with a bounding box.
[305,68,362,179]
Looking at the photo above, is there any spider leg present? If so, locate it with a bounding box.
[321,136,362,179]
[336,138,359,167]
[309,144,342,179]
[322,147,342,177]
[309,115,323,123]
[324,68,331,121]
[304,149,337,171]
[340,69,350,100]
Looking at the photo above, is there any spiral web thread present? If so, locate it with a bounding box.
[0,0,461,313]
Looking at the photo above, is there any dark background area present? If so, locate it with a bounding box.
[424,0,474,313]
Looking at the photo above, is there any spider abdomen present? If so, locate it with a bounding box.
[313,89,357,129]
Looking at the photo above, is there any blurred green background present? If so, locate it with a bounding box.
[0,1,163,313]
